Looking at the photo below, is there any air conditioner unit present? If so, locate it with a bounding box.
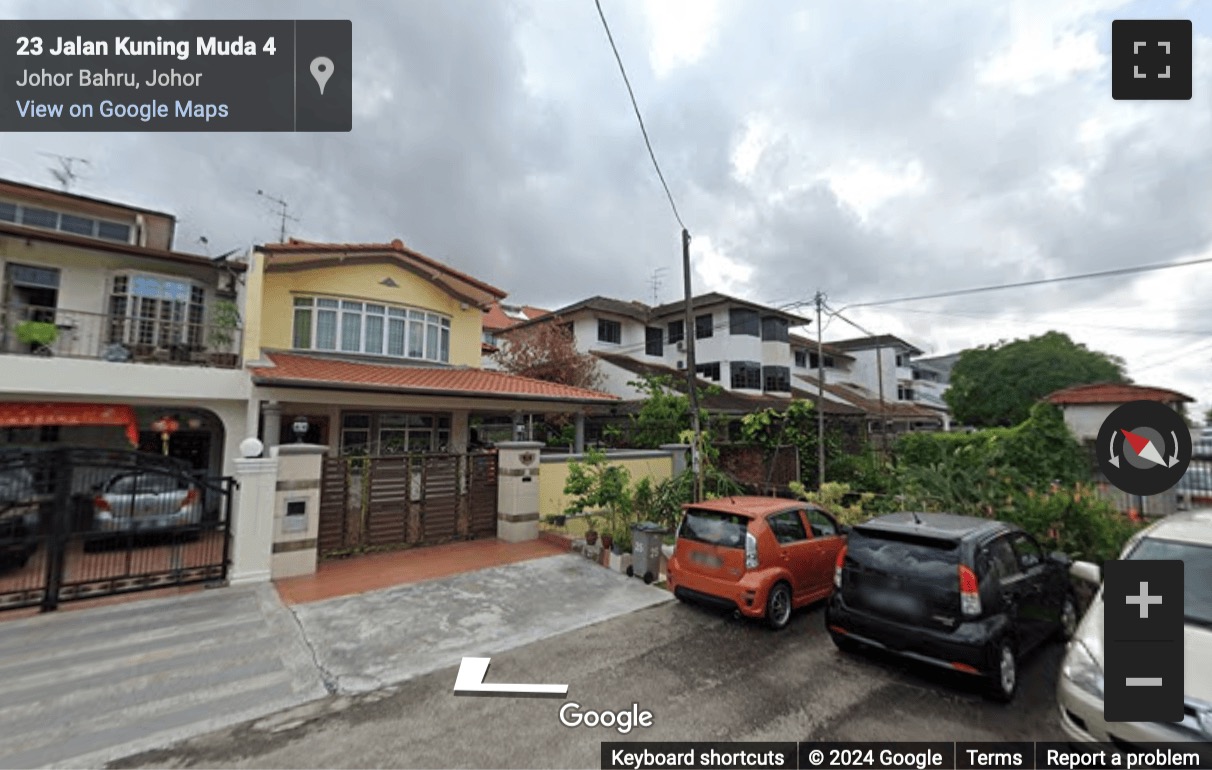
[676,341,686,352]
[677,360,685,370]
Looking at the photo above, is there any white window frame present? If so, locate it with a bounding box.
[108,269,206,348]
[293,295,452,363]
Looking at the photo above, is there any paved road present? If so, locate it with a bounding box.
[114,598,1068,769]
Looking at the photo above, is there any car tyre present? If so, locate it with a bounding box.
[1056,593,1078,642]
[765,582,793,630]
[985,639,1018,703]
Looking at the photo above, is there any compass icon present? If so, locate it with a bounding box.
[1097,400,1192,496]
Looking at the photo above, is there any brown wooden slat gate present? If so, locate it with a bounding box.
[317,451,499,558]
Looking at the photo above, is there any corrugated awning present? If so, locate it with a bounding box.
[0,402,139,446]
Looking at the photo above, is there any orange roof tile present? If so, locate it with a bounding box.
[250,352,618,403]
[259,238,506,299]
[482,302,549,332]
[1046,382,1194,405]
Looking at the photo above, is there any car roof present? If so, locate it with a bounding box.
[854,512,1010,540]
[1139,509,1212,547]
[684,496,811,518]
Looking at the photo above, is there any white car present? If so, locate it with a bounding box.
[93,471,203,532]
[1057,510,1212,744]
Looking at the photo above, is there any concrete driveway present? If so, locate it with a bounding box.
[0,552,670,769]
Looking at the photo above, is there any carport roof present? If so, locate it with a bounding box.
[249,352,620,404]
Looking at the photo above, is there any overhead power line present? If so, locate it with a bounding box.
[891,306,1212,337]
[838,254,1212,311]
[593,0,685,231]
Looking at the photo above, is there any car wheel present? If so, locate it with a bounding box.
[765,582,793,630]
[985,640,1018,703]
[1056,594,1078,641]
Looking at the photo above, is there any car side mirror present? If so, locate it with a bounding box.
[839,525,850,536]
[1049,551,1072,567]
[1071,560,1101,585]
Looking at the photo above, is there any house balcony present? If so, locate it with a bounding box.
[0,304,242,369]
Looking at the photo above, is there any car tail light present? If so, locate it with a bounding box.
[834,544,847,588]
[94,495,111,512]
[179,488,200,509]
[744,530,759,570]
[959,564,981,617]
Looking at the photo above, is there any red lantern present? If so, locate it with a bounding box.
[150,416,180,455]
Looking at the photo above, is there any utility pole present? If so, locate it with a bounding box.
[681,228,703,502]
[875,338,887,452]
[815,291,826,487]
[257,189,299,242]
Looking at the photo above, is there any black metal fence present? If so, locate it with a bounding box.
[0,447,234,612]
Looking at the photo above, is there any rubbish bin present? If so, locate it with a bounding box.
[627,522,668,583]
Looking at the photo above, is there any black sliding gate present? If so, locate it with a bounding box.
[0,447,234,612]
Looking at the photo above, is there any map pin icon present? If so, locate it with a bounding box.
[310,56,334,95]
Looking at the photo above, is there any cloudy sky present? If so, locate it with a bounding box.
[6,0,1212,414]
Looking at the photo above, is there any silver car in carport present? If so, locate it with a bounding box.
[1057,510,1212,744]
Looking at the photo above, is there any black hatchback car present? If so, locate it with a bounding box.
[825,512,1077,702]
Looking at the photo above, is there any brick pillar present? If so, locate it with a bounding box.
[270,444,328,579]
[496,441,542,542]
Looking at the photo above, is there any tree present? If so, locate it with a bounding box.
[494,318,602,391]
[627,374,718,449]
[944,331,1128,427]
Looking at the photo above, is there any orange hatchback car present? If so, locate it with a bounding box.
[667,496,848,630]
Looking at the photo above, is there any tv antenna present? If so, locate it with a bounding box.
[40,152,90,191]
[257,189,300,242]
[649,267,668,305]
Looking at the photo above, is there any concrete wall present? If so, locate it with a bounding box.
[247,253,485,367]
[1062,404,1116,443]
[538,450,674,518]
[269,445,325,579]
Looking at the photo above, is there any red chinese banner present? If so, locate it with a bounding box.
[0,402,140,446]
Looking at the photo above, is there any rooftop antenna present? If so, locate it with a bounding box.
[649,267,668,305]
[256,189,300,243]
[40,152,90,191]
[196,235,211,255]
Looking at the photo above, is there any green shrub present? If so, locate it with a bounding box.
[998,483,1145,565]
[789,480,876,526]
[15,321,59,347]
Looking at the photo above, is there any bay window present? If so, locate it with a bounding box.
[108,273,205,348]
[293,296,452,363]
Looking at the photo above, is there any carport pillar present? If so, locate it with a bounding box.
[230,449,279,585]
[261,401,282,453]
[496,441,542,543]
[574,413,585,454]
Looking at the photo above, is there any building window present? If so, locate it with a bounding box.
[760,316,789,342]
[482,330,497,346]
[730,361,761,389]
[695,313,713,339]
[108,272,206,349]
[0,199,133,243]
[763,365,790,393]
[293,295,450,362]
[598,318,622,344]
[667,319,684,345]
[695,362,721,381]
[895,353,909,367]
[341,412,451,456]
[898,385,916,401]
[794,349,807,368]
[645,326,663,356]
[802,351,835,369]
[729,308,759,337]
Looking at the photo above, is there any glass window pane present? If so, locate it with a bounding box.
[315,309,338,349]
[317,298,339,309]
[341,301,363,310]
[409,310,424,320]
[0,202,16,222]
[408,318,424,358]
[440,317,450,328]
[387,318,406,356]
[131,275,165,298]
[293,297,313,307]
[59,213,95,236]
[426,322,439,359]
[20,207,58,229]
[293,309,312,349]
[341,311,362,351]
[343,414,371,429]
[365,314,384,354]
[389,308,407,318]
[366,304,385,315]
[439,327,450,362]
[97,221,131,242]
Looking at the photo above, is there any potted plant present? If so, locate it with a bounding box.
[542,513,567,528]
[601,529,614,551]
[15,320,58,355]
[583,514,599,546]
[206,300,241,366]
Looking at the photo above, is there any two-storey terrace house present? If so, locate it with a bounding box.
[0,178,250,478]
[239,239,617,458]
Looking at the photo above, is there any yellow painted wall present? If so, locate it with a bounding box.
[254,259,484,366]
[539,454,675,518]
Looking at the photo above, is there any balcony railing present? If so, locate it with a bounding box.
[0,304,242,368]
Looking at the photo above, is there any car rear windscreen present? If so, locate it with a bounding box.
[846,528,960,580]
[1127,537,1212,628]
[678,509,748,549]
